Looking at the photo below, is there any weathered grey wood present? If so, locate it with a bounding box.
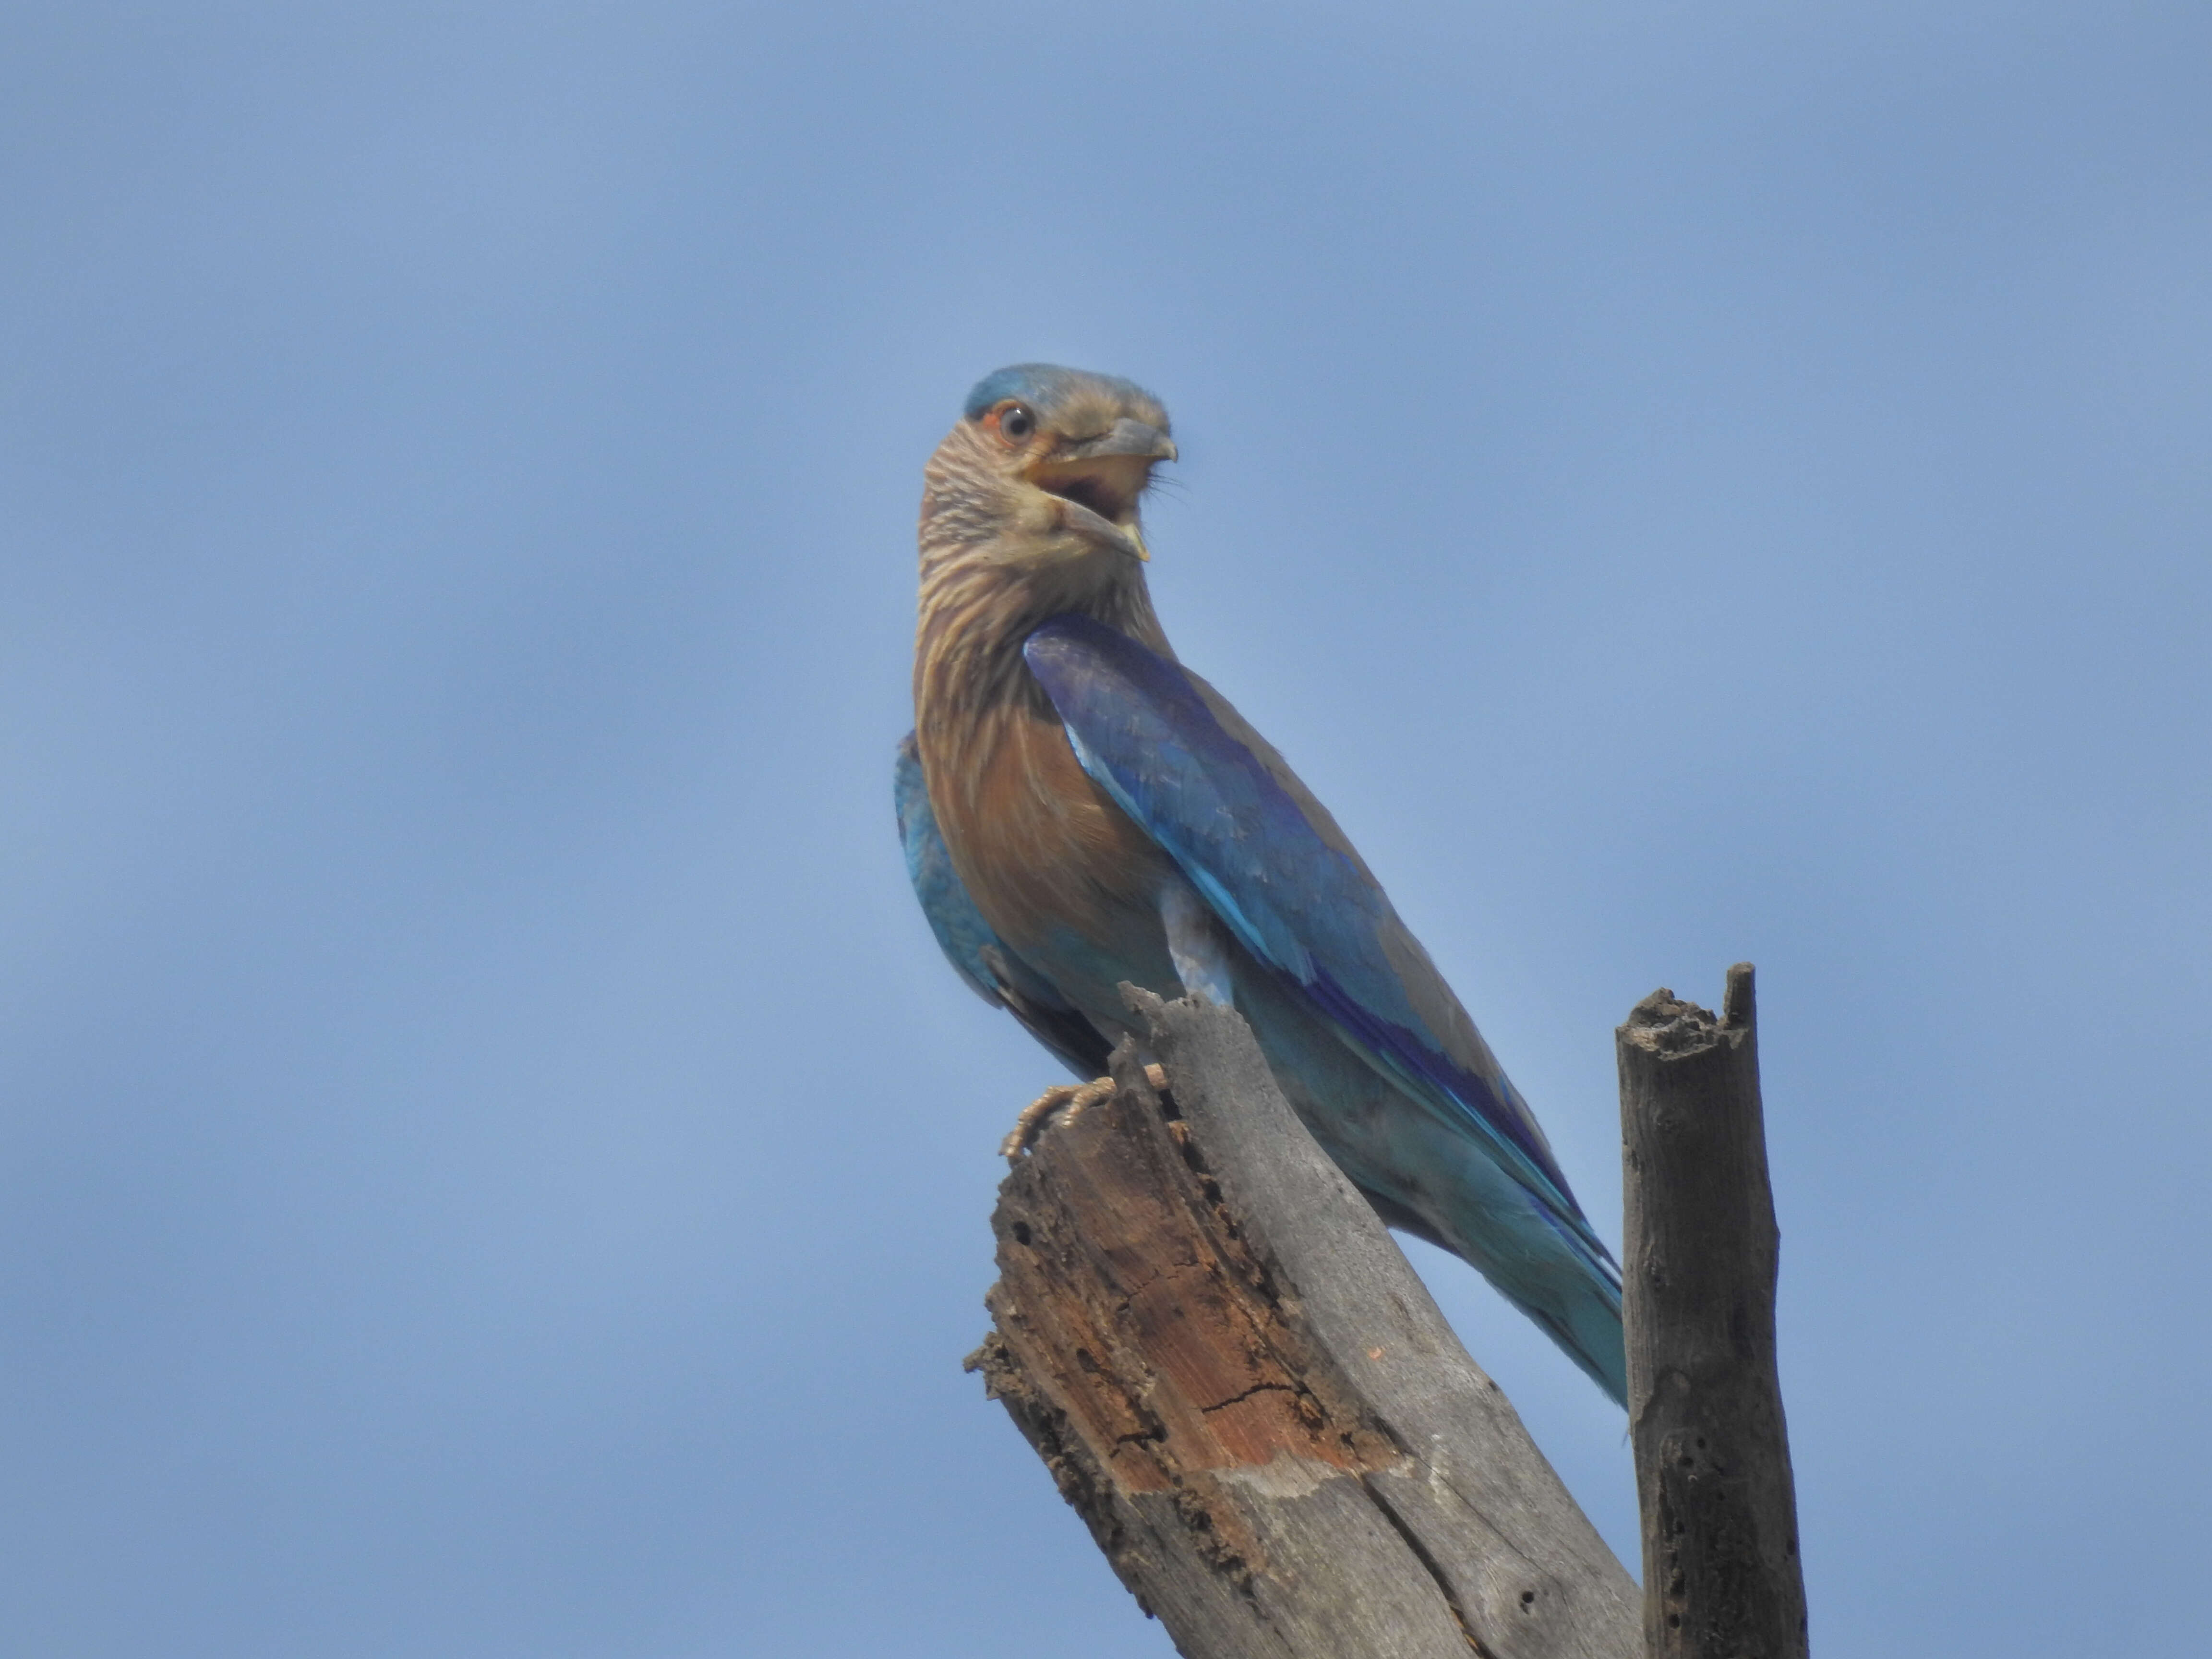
[1617,965,1809,1659]
[970,989,1640,1659]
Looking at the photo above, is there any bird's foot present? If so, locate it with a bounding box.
[1000,1064,1167,1160]
[999,1078,1112,1160]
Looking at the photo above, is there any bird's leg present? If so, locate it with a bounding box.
[1000,1064,1167,1160]
[1161,880,1237,1008]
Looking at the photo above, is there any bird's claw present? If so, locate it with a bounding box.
[1000,1063,1167,1160]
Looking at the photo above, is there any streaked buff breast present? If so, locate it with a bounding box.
[928,706,1170,964]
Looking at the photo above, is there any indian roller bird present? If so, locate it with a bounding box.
[899,364,1626,1404]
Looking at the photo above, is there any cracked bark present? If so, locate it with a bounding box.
[1618,966,1809,1659]
[968,990,1640,1659]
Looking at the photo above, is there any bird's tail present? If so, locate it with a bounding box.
[1427,1178,1627,1406]
[1371,1171,1627,1405]
[1506,1258,1627,1407]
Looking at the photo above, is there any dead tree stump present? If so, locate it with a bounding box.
[1617,965,1809,1659]
[968,988,1640,1659]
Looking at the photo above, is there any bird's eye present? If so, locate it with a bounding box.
[998,404,1034,442]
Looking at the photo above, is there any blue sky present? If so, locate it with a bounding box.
[3,4,2206,1654]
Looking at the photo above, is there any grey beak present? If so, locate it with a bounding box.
[1069,418,1178,463]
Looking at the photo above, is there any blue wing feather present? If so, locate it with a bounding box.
[1023,617,1615,1274]
[895,734,1115,1080]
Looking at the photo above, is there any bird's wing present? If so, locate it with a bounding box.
[895,734,1115,1080]
[1022,617,1612,1267]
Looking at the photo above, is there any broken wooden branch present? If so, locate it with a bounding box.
[968,989,1640,1659]
[1617,964,1809,1659]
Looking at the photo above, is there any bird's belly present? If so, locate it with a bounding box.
[935,711,1184,1034]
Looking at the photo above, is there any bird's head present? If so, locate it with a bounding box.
[922,364,1177,574]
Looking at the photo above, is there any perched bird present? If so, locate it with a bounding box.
[900,364,1625,1404]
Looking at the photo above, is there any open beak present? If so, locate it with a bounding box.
[1027,420,1176,560]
